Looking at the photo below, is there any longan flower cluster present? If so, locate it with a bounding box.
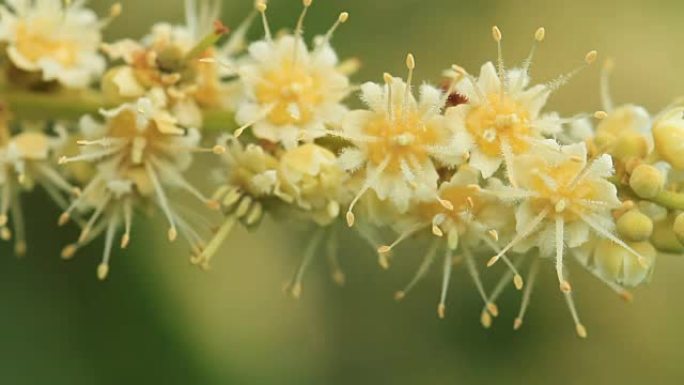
[1,0,683,338]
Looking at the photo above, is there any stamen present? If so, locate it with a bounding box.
[545,50,598,92]
[488,207,549,267]
[480,258,523,328]
[79,193,111,244]
[383,73,394,121]
[479,233,524,290]
[97,3,123,29]
[35,163,78,195]
[288,228,325,299]
[256,1,272,42]
[564,291,588,338]
[555,217,572,293]
[403,53,416,119]
[194,215,237,269]
[394,240,439,301]
[600,59,615,112]
[149,157,218,209]
[144,162,178,242]
[437,249,454,319]
[316,12,349,51]
[594,110,608,120]
[58,176,103,226]
[491,26,506,99]
[58,146,123,165]
[292,0,313,65]
[377,224,426,269]
[234,104,275,137]
[464,248,498,317]
[97,214,119,281]
[185,20,230,63]
[518,27,545,89]
[325,227,345,286]
[514,258,540,330]
[346,155,392,227]
[121,198,133,249]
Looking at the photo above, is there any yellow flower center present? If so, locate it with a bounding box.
[465,93,531,157]
[363,110,443,174]
[527,159,599,221]
[256,62,323,126]
[15,20,79,68]
[419,184,483,223]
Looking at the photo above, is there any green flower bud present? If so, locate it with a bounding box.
[617,209,653,242]
[673,213,684,245]
[629,164,664,199]
[653,107,684,169]
[651,215,684,253]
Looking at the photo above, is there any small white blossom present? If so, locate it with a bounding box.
[0,0,109,88]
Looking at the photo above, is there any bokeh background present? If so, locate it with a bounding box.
[2,0,684,384]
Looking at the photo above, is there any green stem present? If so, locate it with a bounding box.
[0,88,235,132]
[650,190,684,211]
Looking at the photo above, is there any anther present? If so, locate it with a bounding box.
[594,110,608,119]
[585,50,598,65]
[492,26,502,42]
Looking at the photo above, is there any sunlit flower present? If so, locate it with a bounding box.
[339,55,468,226]
[446,27,596,179]
[232,0,353,149]
[57,94,221,278]
[0,0,117,88]
[488,142,649,337]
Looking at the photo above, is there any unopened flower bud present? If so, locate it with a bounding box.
[653,107,684,169]
[593,240,656,287]
[629,164,664,199]
[673,213,684,245]
[617,209,653,242]
[651,216,684,253]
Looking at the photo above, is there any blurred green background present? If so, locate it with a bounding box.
[2,0,684,384]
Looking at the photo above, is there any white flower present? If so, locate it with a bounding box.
[445,27,596,179]
[339,58,468,226]
[57,96,221,278]
[0,0,111,88]
[488,141,648,337]
[446,62,561,178]
[233,2,352,149]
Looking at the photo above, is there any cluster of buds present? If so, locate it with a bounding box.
[1,0,683,338]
